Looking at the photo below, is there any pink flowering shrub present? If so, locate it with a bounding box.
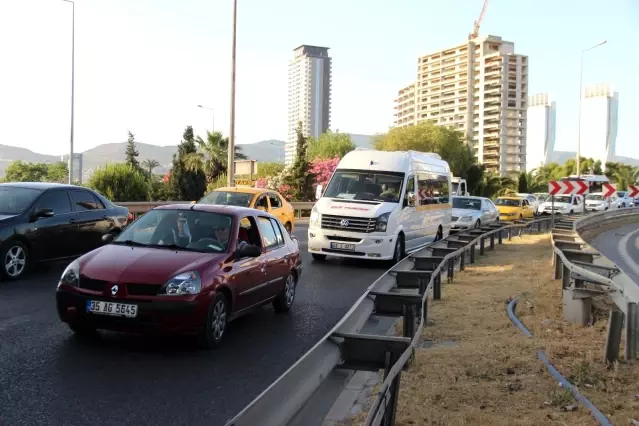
[310,157,339,189]
[278,184,293,201]
[255,177,268,189]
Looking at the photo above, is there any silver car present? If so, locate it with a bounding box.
[451,196,500,229]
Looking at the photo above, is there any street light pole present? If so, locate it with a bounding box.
[63,0,75,184]
[576,40,607,178]
[227,0,237,187]
[197,104,215,132]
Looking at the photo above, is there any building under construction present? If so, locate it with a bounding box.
[394,1,528,177]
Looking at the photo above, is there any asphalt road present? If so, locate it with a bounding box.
[589,221,639,284]
[0,224,388,426]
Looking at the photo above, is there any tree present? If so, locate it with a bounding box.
[5,161,53,182]
[88,163,148,202]
[46,162,69,183]
[183,131,247,184]
[466,164,485,196]
[255,162,284,178]
[125,131,140,170]
[142,158,160,175]
[309,158,340,189]
[169,126,207,201]
[517,172,528,193]
[373,122,474,177]
[284,122,315,201]
[307,131,356,161]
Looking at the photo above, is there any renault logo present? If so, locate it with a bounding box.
[111,284,119,296]
[340,219,349,227]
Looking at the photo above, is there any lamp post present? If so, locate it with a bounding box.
[577,40,607,178]
[227,0,237,187]
[62,0,75,184]
[197,104,215,132]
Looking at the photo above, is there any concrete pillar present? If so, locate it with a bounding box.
[562,289,592,326]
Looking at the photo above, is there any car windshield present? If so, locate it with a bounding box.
[114,209,234,253]
[586,194,604,201]
[324,170,404,202]
[198,190,253,207]
[617,192,626,197]
[0,187,43,215]
[452,197,481,210]
[546,195,572,203]
[494,198,520,207]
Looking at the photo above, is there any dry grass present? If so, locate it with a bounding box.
[351,233,632,426]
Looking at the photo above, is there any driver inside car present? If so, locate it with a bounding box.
[156,212,192,246]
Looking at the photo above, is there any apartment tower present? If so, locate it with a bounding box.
[526,93,556,171]
[579,83,618,167]
[394,35,528,176]
[285,45,332,166]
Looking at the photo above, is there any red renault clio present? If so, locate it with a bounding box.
[56,204,302,348]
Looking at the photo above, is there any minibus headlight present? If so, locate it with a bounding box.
[375,212,390,232]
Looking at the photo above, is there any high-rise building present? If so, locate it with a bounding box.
[579,83,618,168]
[526,93,556,171]
[393,35,528,176]
[285,45,332,166]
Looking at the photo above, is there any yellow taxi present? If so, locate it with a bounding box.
[494,196,535,221]
[196,186,296,233]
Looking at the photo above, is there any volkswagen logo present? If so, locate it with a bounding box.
[340,219,349,227]
[111,284,119,296]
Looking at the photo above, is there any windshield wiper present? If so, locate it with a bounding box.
[147,243,196,251]
[112,240,148,247]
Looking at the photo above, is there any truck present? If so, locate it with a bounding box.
[451,177,469,196]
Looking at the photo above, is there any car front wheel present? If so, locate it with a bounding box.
[1,240,29,281]
[198,293,228,349]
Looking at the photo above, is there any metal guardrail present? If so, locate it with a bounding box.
[225,217,554,426]
[550,208,639,364]
[117,201,315,218]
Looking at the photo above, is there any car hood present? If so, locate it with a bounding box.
[586,199,606,204]
[0,214,18,223]
[316,197,396,218]
[78,244,227,284]
[540,201,570,209]
[452,208,480,219]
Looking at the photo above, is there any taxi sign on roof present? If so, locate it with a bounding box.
[234,178,255,187]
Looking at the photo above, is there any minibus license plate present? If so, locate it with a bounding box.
[331,242,355,251]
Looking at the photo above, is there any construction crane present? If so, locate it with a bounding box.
[469,0,489,40]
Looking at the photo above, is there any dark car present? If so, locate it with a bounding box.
[0,182,130,280]
[56,204,303,348]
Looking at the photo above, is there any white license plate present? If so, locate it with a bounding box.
[331,242,355,251]
[86,300,138,318]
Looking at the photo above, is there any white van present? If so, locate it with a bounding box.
[308,149,452,264]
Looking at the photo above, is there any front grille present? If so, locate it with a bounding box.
[321,214,376,233]
[79,276,109,292]
[126,283,162,296]
[326,236,362,243]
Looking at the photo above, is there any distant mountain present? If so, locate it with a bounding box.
[549,150,639,168]
[238,139,285,163]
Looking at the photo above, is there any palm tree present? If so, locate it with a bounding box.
[142,159,160,175]
[612,166,639,191]
[184,131,247,183]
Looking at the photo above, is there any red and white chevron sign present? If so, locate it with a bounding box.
[548,180,589,195]
[629,185,639,198]
[602,183,616,198]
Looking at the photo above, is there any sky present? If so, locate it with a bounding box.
[0,0,637,159]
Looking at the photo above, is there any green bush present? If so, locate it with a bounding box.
[205,173,229,194]
[88,163,148,202]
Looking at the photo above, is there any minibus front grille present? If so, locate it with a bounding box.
[321,214,376,233]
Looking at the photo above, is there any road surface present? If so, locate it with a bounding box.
[0,224,388,426]
[588,221,639,284]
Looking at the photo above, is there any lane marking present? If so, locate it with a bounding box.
[617,226,639,280]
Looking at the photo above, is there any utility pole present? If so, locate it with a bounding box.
[63,0,75,184]
[227,0,238,187]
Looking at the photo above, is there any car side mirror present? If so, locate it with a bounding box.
[102,233,115,244]
[315,184,323,201]
[405,192,416,207]
[237,244,261,259]
[31,208,54,221]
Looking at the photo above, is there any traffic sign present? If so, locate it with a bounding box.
[548,180,589,195]
[629,185,639,198]
[602,183,616,198]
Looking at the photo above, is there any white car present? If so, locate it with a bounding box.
[585,193,614,211]
[616,191,633,208]
[538,194,584,215]
[451,196,499,230]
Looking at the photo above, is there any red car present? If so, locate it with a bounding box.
[56,204,303,348]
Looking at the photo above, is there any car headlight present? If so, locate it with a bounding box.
[460,215,473,222]
[59,259,80,288]
[375,212,391,232]
[310,205,321,227]
[161,271,202,295]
